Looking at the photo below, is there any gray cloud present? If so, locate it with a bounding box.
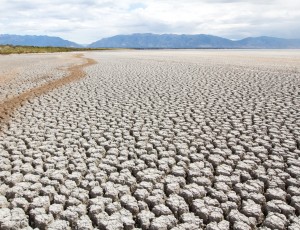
[0,0,299,44]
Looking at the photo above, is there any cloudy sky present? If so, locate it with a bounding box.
[0,0,299,44]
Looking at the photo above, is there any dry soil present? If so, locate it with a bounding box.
[0,50,300,230]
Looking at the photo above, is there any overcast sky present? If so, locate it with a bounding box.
[1,0,299,44]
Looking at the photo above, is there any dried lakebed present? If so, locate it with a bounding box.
[0,50,300,230]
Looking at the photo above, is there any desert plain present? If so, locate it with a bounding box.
[0,50,300,229]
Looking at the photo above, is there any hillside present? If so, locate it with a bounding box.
[2,33,300,49]
[89,33,300,49]
[0,34,81,48]
[89,33,235,48]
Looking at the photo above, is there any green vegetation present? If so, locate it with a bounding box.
[0,45,112,55]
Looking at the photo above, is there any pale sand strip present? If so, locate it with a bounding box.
[0,53,96,131]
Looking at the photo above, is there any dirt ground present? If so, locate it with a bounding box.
[0,50,300,229]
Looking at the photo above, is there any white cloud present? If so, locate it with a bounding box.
[0,0,299,44]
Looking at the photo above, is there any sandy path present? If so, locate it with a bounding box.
[0,53,96,131]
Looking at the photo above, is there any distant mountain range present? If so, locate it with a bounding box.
[0,34,82,48]
[89,34,300,49]
[1,33,300,49]
[89,34,233,48]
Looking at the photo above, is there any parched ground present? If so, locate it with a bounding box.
[0,50,300,230]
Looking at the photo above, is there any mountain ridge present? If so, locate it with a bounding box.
[1,33,300,49]
[0,34,82,48]
[89,33,300,49]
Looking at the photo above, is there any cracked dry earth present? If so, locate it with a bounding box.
[0,50,300,230]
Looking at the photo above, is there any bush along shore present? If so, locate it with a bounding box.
[0,45,115,54]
